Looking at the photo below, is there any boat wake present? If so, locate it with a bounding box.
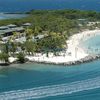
[1,77,100,100]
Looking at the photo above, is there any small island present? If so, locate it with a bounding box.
[0,9,100,66]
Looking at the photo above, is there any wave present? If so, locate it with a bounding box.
[1,76,100,100]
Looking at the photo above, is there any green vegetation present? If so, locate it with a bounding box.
[37,32,66,53]
[1,10,100,35]
[0,53,9,62]
[0,9,100,34]
[17,52,25,63]
[0,9,100,63]
[24,40,36,55]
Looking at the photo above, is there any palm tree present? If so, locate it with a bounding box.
[13,32,20,39]
[17,52,25,63]
[25,28,33,40]
[0,53,9,63]
[33,26,42,36]
[24,40,36,55]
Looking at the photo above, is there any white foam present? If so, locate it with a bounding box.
[1,77,100,100]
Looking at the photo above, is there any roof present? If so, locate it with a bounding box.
[7,24,17,28]
[78,19,87,20]
[0,27,25,35]
[0,26,8,30]
[23,23,31,26]
[13,27,25,31]
[35,35,45,39]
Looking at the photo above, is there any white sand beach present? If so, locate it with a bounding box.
[9,29,100,64]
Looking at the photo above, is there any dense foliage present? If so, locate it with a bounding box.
[1,9,100,35]
[17,52,25,63]
[0,9,100,63]
[37,32,66,52]
[0,53,9,62]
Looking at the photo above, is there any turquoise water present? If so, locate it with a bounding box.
[82,34,100,54]
[0,61,100,99]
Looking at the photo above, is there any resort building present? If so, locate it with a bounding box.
[22,23,31,27]
[78,19,88,25]
[87,21,100,26]
[0,23,30,37]
[7,24,17,28]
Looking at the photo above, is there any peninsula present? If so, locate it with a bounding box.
[0,10,100,65]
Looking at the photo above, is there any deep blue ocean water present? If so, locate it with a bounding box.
[0,0,100,19]
[0,0,100,12]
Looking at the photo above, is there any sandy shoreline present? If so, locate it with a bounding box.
[24,30,100,65]
[1,29,100,66]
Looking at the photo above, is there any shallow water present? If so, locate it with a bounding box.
[0,13,28,20]
[82,34,100,54]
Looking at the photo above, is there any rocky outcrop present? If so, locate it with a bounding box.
[62,55,100,66]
